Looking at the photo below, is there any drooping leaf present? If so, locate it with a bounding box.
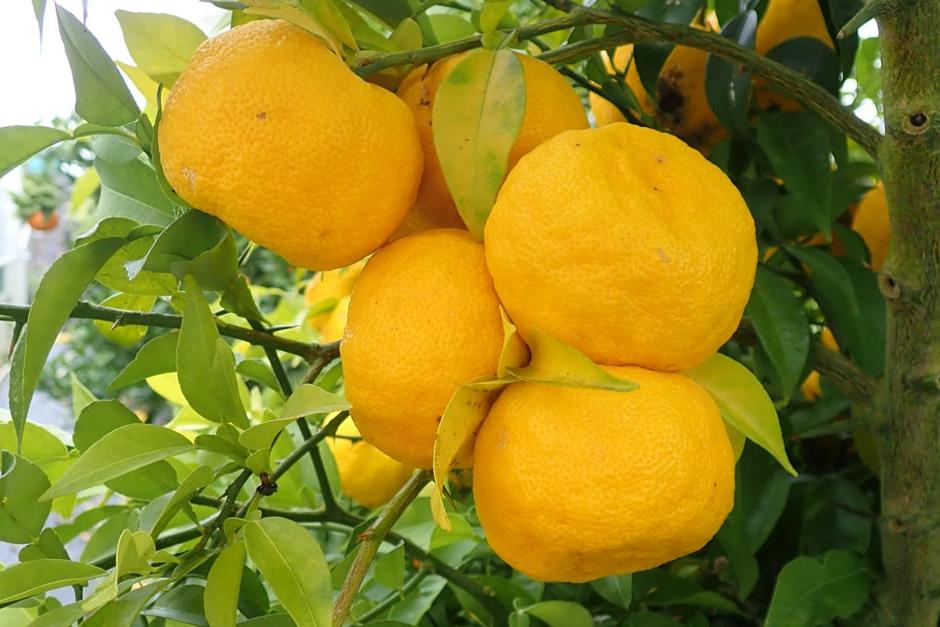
[765,550,870,626]
[0,453,51,543]
[205,541,246,627]
[0,559,105,605]
[432,48,526,238]
[706,10,757,137]
[0,125,70,178]
[9,233,128,447]
[109,331,178,391]
[178,275,247,427]
[684,354,796,475]
[591,574,633,609]
[115,11,206,87]
[508,329,638,392]
[244,517,331,627]
[55,5,140,126]
[746,266,810,401]
[43,424,192,500]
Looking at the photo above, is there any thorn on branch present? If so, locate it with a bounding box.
[838,0,895,40]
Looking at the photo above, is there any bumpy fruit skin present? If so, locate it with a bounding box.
[852,183,890,270]
[159,20,423,270]
[341,229,504,468]
[473,366,735,582]
[755,0,834,111]
[328,417,414,509]
[485,123,757,371]
[396,53,588,232]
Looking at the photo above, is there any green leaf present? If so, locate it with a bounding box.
[95,145,178,226]
[705,10,756,138]
[374,545,406,590]
[9,234,127,448]
[0,453,51,543]
[427,14,476,44]
[109,331,178,392]
[765,550,870,627]
[29,601,87,627]
[19,528,70,562]
[684,354,796,475]
[96,236,177,295]
[746,266,810,401]
[757,112,833,238]
[508,329,638,392]
[280,384,350,420]
[55,5,139,126]
[237,359,283,395]
[142,584,206,624]
[0,125,70,178]
[178,275,248,427]
[115,11,206,87]
[143,211,237,290]
[244,517,331,627]
[239,418,297,451]
[70,373,98,420]
[206,541,246,627]
[148,465,213,537]
[83,530,158,612]
[32,0,47,36]
[0,559,105,605]
[0,421,68,464]
[520,601,593,627]
[42,423,192,500]
[85,580,170,627]
[221,274,266,323]
[93,293,156,347]
[591,574,632,609]
[432,48,525,239]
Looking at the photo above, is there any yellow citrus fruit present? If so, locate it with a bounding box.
[485,123,757,371]
[341,229,504,468]
[304,260,366,331]
[800,327,838,401]
[319,295,350,344]
[588,45,653,126]
[852,183,890,270]
[328,417,414,509]
[473,366,735,582]
[396,53,588,232]
[755,0,834,110]
[159,20,423,270]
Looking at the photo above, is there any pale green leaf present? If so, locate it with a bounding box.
[280,384,350,420]
[93,293,156,347]
[684,354,796,475]
[205,541,246,627]
[0,453,51,543]
[0,125,70,178]
[115,11,206,87]
[148,465,213,537]
[0,559,105,605]
[109,331,178,392]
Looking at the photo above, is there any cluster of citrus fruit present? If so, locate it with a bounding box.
[157,5,863,582]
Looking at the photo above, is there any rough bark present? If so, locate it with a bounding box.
[875,1,940,624]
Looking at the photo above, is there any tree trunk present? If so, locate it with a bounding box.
[876,1,940,624]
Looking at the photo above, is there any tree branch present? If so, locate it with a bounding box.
[332,470,433,627]
[0,301,337,363]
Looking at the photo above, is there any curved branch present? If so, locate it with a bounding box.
[0,301,338,363]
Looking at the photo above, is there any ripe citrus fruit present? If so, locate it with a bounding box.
[328,417,414,509]
[588,45,653,126]
[755,0,834,110]
[319,295,350,344]
[485,123,757,371]
[304,260,366,333]
[341,229,504,468]
[159,19,423,270]
[396,52,588,232]
[852,183,889,270]
[473,366,735,582]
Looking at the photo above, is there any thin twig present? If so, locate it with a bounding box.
[332,470,433,627]
[271,411,347,481]
[0,301,334,363]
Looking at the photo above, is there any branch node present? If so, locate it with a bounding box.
[838,0,894,40]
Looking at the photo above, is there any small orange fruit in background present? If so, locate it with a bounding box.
[327,417,414,509]
[852,183,890,270]
[485,123,757,371]
[341,229,503,468]
[304,260,366,337]
[160,19,423,270]
[473,366,735,582]
[397,52,588,232]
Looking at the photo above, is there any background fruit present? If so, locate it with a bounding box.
[341,229,504,468]
[852,183,890,270]
[304,260,366,335]
[159,19,423,270]
[754,0,834,110]
[485,123,757,371]
[588,45,653,126]
[473,366,735,582]
[397,52,588,232]
[800,327,839,401]
[328,417,414,509]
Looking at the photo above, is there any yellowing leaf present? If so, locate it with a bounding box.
[432,48,525,239]
[507,328,638,392]
[431,378,509,530]
[93,293,155,347]
[243,1,343,56]
[685,353,797,476]
[497,309,529,378]
[115,11,207,87]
